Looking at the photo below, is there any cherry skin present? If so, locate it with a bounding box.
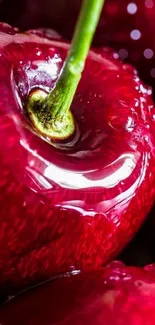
[4,0,155,96]
[1,262,155,324]
[0,23,155,298]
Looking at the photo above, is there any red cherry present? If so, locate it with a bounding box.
[1,262,155,324]
[0,24,155,297]
[4,0,155,95]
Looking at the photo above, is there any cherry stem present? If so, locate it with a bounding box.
[27,0,105,140]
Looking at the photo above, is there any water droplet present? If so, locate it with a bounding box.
[144,135,149,142]
[147,88,152,95]
[109,275,120,281]
[36,50,42,56]
[125,114,137,132]
[134,100,139,107]
[29,160,35,167]
[113,52,119,59]
[144,123,150,129]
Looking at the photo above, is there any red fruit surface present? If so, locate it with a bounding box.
[0,23,155,298]
[1,261,155,324]
[2,0,155,95]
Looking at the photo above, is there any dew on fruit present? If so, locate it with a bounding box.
[36,50,42,57]
[152,114,155,121]
[144,135,149,143]
[147,88,152,95]
[144,123,150,129]
[140,84,148,94]
[36,61,59,77]
[134,100,139,108]
[29,160,35,167]
[113,52,119,60]
[125,115,136,132]
[134,76,140,83]
[109,275,120,281]
[113,219,121,227]
[70,270,80,275]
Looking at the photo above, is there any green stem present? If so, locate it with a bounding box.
[27,0,105,140]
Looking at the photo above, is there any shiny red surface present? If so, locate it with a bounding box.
[0,23,155,297]
[3,0,155,94]
[1,261,155,324]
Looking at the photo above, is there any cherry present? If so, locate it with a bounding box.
[4,0,155,96]
[0,19,155,298]
[1,262,155,324]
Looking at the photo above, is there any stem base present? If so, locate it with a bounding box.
[27,90,75,141]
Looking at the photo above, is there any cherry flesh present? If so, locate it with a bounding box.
[0,23,155,297]
[1,261,155,324]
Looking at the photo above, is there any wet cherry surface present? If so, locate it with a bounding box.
[0,23,155,298]
[1,261,155,324]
